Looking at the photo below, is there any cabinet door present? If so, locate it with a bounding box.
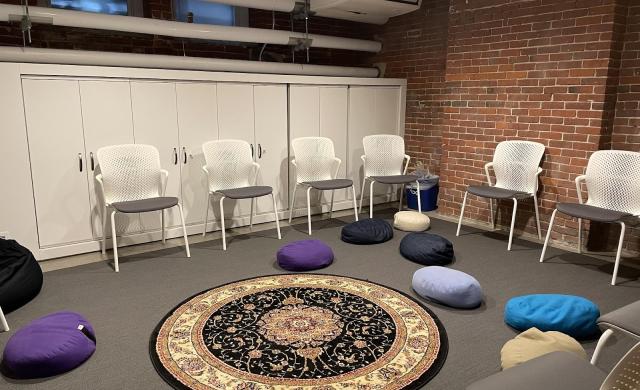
[348,87,376,199]
[320,86,349,203]
[79,80,139,239]
[216,83,255,219]
[130,81,182,230]
[254,84,288,215]
[289,85,319,140]
[22,78,93,247]
[374,87,401,133]
[176,82,219,227]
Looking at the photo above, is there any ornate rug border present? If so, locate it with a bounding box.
[149,273,449,390]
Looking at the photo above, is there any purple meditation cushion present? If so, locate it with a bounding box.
[277,240,334,271]
[2,311,96,378]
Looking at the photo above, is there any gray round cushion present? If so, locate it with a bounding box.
[399,233,454,265]
[341,219,393,245]
[412,266,483,309]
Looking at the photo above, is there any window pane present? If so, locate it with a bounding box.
[174,0,234,26]
[51,0,128,15]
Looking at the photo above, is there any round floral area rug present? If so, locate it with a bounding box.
[150,274,448,389]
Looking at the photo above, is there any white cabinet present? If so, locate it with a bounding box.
[79,80,138,238]
[22,78,93,247]
[175,82,219,226]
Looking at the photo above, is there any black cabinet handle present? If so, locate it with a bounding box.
[173,148,178,165]
[90,152,95,171]
[258,144,262,159]
[250,143,254,158]
[183,147,187,164]
[78,153,83,172]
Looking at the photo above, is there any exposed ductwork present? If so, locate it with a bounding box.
[0,46,380,78]
[201,0,296,13]
[0,4,382,53]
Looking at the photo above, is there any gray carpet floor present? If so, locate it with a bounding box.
[1,210,639,389]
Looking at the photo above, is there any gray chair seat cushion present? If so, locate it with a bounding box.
[371,174,419,184]
[218,186,273,199]
[598,300,640,337]
[467,185,527,199]
[304,179,353,190]
[112,197,178,213]
[556,203,630,223]
[466,351,606,390]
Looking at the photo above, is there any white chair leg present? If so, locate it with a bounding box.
[306,186,313,235]
[289,184,298,224]
[398,184,403,211]
[176,204,190,258]
[161,209,166,244]
[591,328,614,365]
[612,221,626,286]
[202,192,210,237]
[101,205,108,254]
[0,305,9,332]
[416,181,422,213]
[577,218,582,253]
[219,196,227,251]
[249,198,255,231]
[329,190,335,219]
[359,176,367,214]
[110,210,119,273]
[369,180,375,219]
[456,191,469,236]
[508,198,518,251]
[271,193,281,240]
[489,198,495,229]
[351,186,359,221]
[533,194,542,240]
[539,208,558,262]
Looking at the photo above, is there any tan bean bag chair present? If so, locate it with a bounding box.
[501,327,587,370]
[393,211,430,232]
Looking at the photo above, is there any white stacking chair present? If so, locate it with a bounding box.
[96,144,190,273]
[0,306,8,332]
[359,135,422,219]
[289,137,359,235]
[456,140,545,250]
[540,150,640,285]
[202,140,281,250]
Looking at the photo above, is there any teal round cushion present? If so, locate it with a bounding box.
[504,294,600,339]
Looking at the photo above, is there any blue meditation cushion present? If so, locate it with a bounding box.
[504,294,600,339]
[412,266,483,309]
[400,233,454,265]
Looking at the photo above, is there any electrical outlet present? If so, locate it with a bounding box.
[0,231,9,240]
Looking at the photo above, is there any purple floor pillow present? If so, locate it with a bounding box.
[277,240,334,271]
[2,311,96,378]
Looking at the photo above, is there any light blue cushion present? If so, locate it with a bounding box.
[412,266,483,309]
[504,294,600,340]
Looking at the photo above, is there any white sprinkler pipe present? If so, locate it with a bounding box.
[201,0,295,12]
[0,46,380,77]
[0,5,382,53]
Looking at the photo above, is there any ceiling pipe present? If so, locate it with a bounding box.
[200,0,295,12]
[0,46,380,77]
[0,4,382,53]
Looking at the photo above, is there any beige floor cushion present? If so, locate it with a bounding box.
[501,327,587,370]
[393,211,430,232]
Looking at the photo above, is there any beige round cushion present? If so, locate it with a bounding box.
[501,327,587,370]
[393,211,430,232]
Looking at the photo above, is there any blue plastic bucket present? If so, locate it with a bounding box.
[406,176,439,211]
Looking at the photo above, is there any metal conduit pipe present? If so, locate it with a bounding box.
[0,46,381,77]
[0,5,382,53]
[200,0,295,12]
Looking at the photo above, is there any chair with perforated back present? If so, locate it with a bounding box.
[96,144,190,273]
[456,140,545,250]
[540,150,640,285]
[201,139,281,250]
[289,137,358,235]
[359,135,421,219]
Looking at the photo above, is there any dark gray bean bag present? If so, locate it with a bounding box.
[0,239,43,313]
[400,233,454,265]
[341,219,393,245]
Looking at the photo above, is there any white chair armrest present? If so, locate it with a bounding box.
[575,174,587,204]
[160,169,169,196]
[252,162,260,185]
[95,174,107,205]
[332,157,342,178]
[484,162,494,186]
[291,159,297,168]
[403,154,411,175]
[534,167,543,193]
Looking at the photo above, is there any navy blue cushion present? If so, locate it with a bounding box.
[505,294,600,340]
[400,233,454,265]
[341,219,393,245]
